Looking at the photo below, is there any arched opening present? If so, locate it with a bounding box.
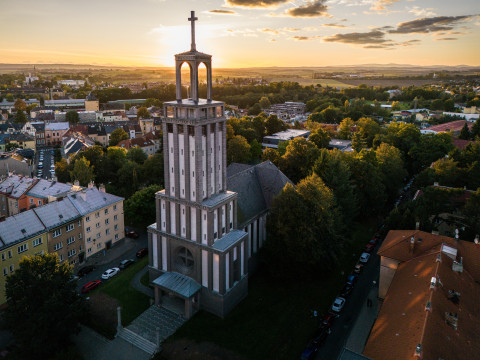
[178,61,192,99]
[198,62,207,99]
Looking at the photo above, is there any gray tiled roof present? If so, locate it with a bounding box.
[152,272,201,299]
[33,198,80,230]
[27,179,73,199]
[201,191,236,208]
[67,187,123,215]
[226,163,252,178]
[211,230,247,252]
[0,210,45,247]
[227,161,292,226]
[0,175,37,199]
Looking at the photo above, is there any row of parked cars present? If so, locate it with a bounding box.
[79,247,148,294]
[37,149,55,178]
[301,232,382,359]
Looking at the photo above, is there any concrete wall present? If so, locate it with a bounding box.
[200,275,248,318]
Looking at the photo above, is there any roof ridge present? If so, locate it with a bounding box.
[378,230,419,255]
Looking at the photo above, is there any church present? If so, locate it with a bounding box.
[147,12,291,319]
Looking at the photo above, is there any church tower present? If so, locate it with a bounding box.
[148,11,248,319]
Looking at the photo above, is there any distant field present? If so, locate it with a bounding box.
[338,78,445,87]
[267,77,355,88]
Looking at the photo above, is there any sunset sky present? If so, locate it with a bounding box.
[1,0,479,67]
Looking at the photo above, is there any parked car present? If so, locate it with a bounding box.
[119,259,134,269]
[77,265,96,277]
[359,252,370,264]
[101,267,120,280]
[81,280,101,294]
[364,244,374,253]
[136,248,148,258]
[301,341,319,360]
[331,297,346,313]
[301,327,330,360]
[125,229,139,239]
[340,284,353,298]
[320,312,336,328]
[369,238,378,246]
[346,273,358,287]
[354,263,364,274]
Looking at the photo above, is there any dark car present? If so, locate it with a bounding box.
[125,229,139,239]
[81,280,101,294]
[320,312,336,328]
[340,284,353,298]
[346,273,358,287]
[119,259,134,269]
[301,326,330,359]
[136,248,148,258]
[77,265,96,277]
[364,244,374,253]
[354,263,364,274]
[369,238,378,246]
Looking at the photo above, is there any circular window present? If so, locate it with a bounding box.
[174,247,194,275]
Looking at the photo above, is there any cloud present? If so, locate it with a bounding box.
[407,6,437,18]
[370,0,400,12]
[389,15,476,34]
[289,35,320,41]
[261,28,280,34]
[319,23,346,28]
[223,28,258,37]
[323,30,388,44]
[284,0,330,17]
[224,0,289,8]
[208,9,238,15]
[435,37,458,41]
[283,27,300,32]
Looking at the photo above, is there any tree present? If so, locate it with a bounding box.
[66,110,80,124]
[124,185,162,226]
[264,174,344,278]
[108,128,128,147]
[4,253,87,360]
[5,142,17,151]
[261,147,281,165]
[250,139,262,161]
[14,110,27,123]
[471,119,480,139]
[145,98,163,108]
[117,161,142,197]
[309,128,331,149]
[265,114,287,136]
[227,135,251,164]
[25,103,38,114]
[137,106,150,119]
[259,96,271,109]
[459,122,471,140]
[248,103,262,116]
[375,143,407,200]
[356,117,381,147]
[279,137,321,183]
[127,147,148,164]
[14,98,26,112]
[141,153,164,187]
[55,158,71,183]
[70,156,94,186]
[351,132,367,152]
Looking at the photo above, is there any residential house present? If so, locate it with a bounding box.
[420,120,473,135]
[62,131,95,158]
[34,199,84,266]
[25,178,78,209]
[0,211,49,305]
[0,154,33,178]
[6,133,35,150]
[144,130,162,153]
[117,137,155,156]
[139,118,154,135]
[0,175,37,218]
[262,129,311,149]
[363,230,480,360]
[45,122,69,146]
[67,187,124,259]
[32,122,45,148]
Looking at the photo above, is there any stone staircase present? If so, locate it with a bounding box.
[118,305,186,355]
[118,328,157,355]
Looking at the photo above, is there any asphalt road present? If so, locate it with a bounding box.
[76,229,148,292]
[314,246,380,360]
[35,148,55,179]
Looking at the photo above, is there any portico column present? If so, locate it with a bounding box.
[155,287,162,305]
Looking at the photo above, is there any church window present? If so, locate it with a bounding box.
[182,169,184,175]
[174,247,194,275]
[214,232,217,239]
[192,171,195,177]
[170,147,173,153]
[182,208,185,215]
[172,187,175,193]
[192,150,194,156]
[182,189,185,195]
[204,214,206,220]
[171,167,174,173]
[181,149,184,155]
[202,171,205,176]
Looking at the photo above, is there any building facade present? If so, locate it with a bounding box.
[148,12,249,319]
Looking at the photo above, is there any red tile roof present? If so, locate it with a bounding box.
[425,120,472,134]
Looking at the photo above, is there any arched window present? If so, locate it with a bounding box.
[175,247,194,275]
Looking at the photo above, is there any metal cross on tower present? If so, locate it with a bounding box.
[188,11,198,52]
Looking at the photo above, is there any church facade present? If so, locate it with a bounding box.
[147,12,291,319]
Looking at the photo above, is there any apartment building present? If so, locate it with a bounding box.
[0,175,37,218]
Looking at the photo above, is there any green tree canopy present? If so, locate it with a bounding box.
[309,128,331,149]
[227,135,251,164]
[261,147,281,166]
[259,96,271,109]
[14,110,27,123]
[14,98,26,112]
[4,253,87,360]
[137,106,151,119]
[141,153,164,187]
[279,137,321,183]
[338,117,354,139]
[70,156,94,186]
[375,143,408,200]
[66,110,80,124]
[265,174,344,278]
[127,147,148,164]
[55,158,71,183]
[459,122,471,140]
[108,128,129,147]
[124,184,162,226]
[265,114,287,136]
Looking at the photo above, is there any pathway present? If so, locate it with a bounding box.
[131,265,155,298]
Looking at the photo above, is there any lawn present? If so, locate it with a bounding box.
[84,257,151,338]
[164,220,376,360]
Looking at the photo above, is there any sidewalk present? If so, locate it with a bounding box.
[131,266,154,298]
[84,237,138,267]
[343,286,379,354]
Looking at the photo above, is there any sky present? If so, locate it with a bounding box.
[0,0,479,68]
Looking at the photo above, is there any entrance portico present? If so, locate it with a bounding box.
[153,272,201,319]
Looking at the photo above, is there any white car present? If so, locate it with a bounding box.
[101,267,120,280]
[359,252,370,264]
[331,297,346,312]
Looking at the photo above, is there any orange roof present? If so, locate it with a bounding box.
[365,230,480,360]
[452,139,473,150]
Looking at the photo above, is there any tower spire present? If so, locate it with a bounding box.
[188,10,198,52]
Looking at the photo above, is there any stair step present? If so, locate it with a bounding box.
[118,328,157,355]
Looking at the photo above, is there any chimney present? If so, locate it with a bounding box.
[474,235,479,245]
[73,180,79,186]
[99,183,105,193]
[88,181,94,189]
[452,257,463,273]
[410,236,416,252]
[416,221,420,230]
[414,344,422,358]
